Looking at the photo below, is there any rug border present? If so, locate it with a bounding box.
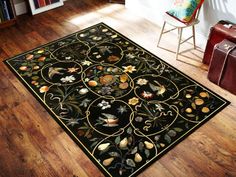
[3,22,230,177]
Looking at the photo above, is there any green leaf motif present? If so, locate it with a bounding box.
[131,147,138,154]
[138,142,144,152]
[185,123,189,129]
[167,130,177,137]
[186,114,195,118]
[164,134,171,144]
[90,141,98,148]
[109,152,120,157]
[127,127,133,134]
[126,159,136,167]
[196,116,199,121]
[144,149,150,158]
[173,127,183,132]
[154,135,161,141]
[115,136,121,145]
[32,76,39,80]
[191,103,196,110]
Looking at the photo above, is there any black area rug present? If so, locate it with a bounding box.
[4,23,229,177]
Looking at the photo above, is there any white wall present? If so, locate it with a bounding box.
[126,0,236,49]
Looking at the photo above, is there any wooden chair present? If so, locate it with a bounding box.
[157,7,202,60]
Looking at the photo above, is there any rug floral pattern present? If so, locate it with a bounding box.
[5,23,229,177]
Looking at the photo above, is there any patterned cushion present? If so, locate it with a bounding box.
[166,0,204,23]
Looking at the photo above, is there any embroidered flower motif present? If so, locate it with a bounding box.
[58,41,66,46]
[123,65,136,73]
[128,97,139,106]
[79,98,91,107]
[66,118,79,127]
[84,78,90,82]
[117,106,127,114]
[67,67,79,73]
[39,86,49,93]
[126,53,135,59]
[97,100,111,110]
[60,75,75,83]
[65,56,72,60]
[98,86,114,95]
[135,116,143,122]
[82,60,92,66]
[137,78,148,85]
[97,46,112,54]
[155,104,164,112]
[141,91,153,99]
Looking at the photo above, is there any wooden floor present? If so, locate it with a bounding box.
[0,1,236,177]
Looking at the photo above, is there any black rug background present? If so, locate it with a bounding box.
[4,22,230,177]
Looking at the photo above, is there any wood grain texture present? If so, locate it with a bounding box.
[0,0,236,177]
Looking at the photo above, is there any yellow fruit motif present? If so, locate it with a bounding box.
[99,75,115,85]
[88,80,98,87]
[199,92,209,98]
[96,66,103,70]
[202,107,210,113]
[107,55,120,62]
[119,137,128,148]
[39,86,49,93]
[185,94,192,98]
[102,28,108,32]
[98,143,110,151]
[31,81,39,86]
[38,56,46,62]
[185,108,192,113]
[26,54,34,60]
[160,143,165,147]
[19,66,28,71]
[33,66,40,70]
[37,49,44,54]
[119,82,129,90]
[157,85,166,95]
[120,74,128,83]
[144,141,154,149]
[134,153,142,163]
[195,98,204,106]
[103,157,114,166]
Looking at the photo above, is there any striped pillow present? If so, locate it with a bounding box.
[166,0,204,23]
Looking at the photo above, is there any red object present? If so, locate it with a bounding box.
[208,39,236,95]
[38,0,46,7]
[203,20,236,65]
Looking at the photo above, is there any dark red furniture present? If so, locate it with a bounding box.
[208,39,236,95]
[203,20,236,65]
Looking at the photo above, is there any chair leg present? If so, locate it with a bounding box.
[176,28,183,60]
[157,21,166,46]
[192,25,196,49]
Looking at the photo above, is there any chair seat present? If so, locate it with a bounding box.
[163,13,200,28]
